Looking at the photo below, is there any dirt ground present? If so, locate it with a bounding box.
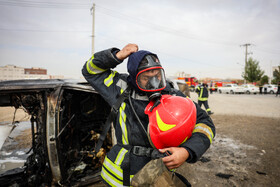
[1,93,280,186]
[176,114,280,187]
[175,93,280,187]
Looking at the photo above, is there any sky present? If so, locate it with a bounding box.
[0,0,279,80]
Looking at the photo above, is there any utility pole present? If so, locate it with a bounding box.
[90,3,95,55]
[240,43,253,83]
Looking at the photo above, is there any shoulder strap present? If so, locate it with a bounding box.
[94,86,131,154]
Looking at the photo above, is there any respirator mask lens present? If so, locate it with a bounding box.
[137,68,166,92]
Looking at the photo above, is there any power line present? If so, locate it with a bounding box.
[254,46,280,55]
[0,0,245,47]
[0,0,91,9]
[0,28,91,33]
[1,0,279,56]
[95,5,241,47]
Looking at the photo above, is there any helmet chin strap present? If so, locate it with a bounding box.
[147,92,161,101]
[147,92,162,112]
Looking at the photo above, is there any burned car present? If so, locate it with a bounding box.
[0,79,114,186]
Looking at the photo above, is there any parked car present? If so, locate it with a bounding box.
[218,84,243,94]
[0,79,112,186]
[241,84,259,94]
[263,84,278,94]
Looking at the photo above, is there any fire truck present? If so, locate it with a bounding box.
[177,77,198,91]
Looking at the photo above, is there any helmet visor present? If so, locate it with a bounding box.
[136,67,166,92]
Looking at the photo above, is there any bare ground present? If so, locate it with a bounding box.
[177,114,280,187]
[1,95,280,186]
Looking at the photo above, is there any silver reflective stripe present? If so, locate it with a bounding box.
[193,124,214,142]
[196,125,213,139]
[101,160,134,187]
[101,168,123,187]
[115,148,128,165]
[104,71,116,87]
[86,56,106,74]
[103,156,123,179]
[116,79,128,91]
[119,102,128,145]
[131,90,149,101]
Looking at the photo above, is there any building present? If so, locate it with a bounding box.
[25,67,47,75]
[0,65,26,81]
[0,65,61,81]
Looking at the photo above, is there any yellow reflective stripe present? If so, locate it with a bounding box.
[86,55,107,74]
[198,87,204,99]
[193,123,214,143]
[120,88,124,94]
[198,97,208,101]
[103,156,123,179]
[206,108,211,112]
[119,102,128,145]
[101,156,134,186]
[101,167,123,187]
[180,136,188,144]
[115,148,127,165]
[104,70,116,87]
[156,110,176,131]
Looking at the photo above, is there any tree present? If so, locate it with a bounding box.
[242,57,264,83]
[260,75,269,85]
[272,66,280,84]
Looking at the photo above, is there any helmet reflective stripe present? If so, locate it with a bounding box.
[156,110,176,131]
[180,136,189,145]
[104,70,116,87]
[119,102,128,145]
[192,123,214,143]
[86,55,107,74]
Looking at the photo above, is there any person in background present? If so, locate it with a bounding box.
[196,82,214,115]
[276,82,280,97]
[264,86,267,94]
[259,85,263,95]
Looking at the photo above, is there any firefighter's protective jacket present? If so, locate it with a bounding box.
[82,48,215,186]
[196,84,209,101]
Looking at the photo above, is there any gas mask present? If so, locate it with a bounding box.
[136,55,166,96]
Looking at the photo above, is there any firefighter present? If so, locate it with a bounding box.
[276,82,280,97]
[209,81,213,94]
[196,82,214,115]
[82,44,215,186]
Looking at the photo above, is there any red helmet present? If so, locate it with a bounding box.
[145,95,196,149]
